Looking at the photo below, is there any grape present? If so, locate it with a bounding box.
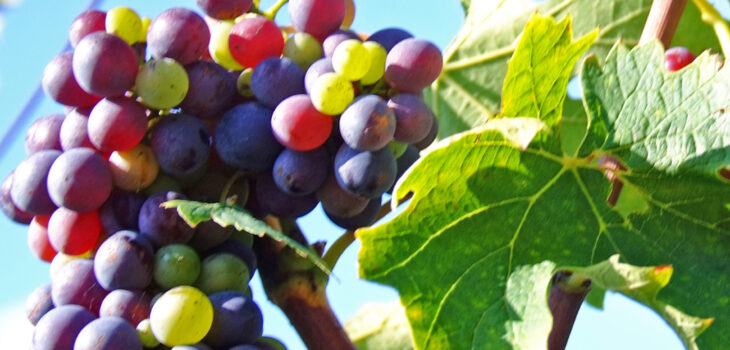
[229,16,284,69]
[139,191,195,248]
[10,150,61,215]
[99,190,145,234]
[322,29,360,57]
[26,283,54,325]
[24,114,64,155]
[255,173,318,218]
[108,143,160,192]
[204,239,257,278]
[204,291,263,348]
[388,140,408,158]
[69,10,106,47]
[197,0,252,19]
[143,172,183,197]
[190,220,235,252]
[50,253,90,282]
[317,174,369,218]
[47,147,113,212]
[88,96,149,152]
[304,57,335,94]
[94,230,154,290]
[136,58,190,109]
[52,259,108,314]
[366,27,413,52]
[150,114,211,178]
[180,60,237,119]
[99,290,151,326]
[186,167,249,205]
[60,108,95,150]
[137,319,160,348]
[173,345,213,350]
[342,0,355,28]
[0,170,33,224]
[73,32,138,97]
[272,147,329,196]
[196,253,250,295]
[413,112,438,150]
[42,52,101,107]
[384,38,443,93]
[149,286,214,347]
[75,316,143,350]
[106,6,143,45]
[289,0,346,42]
[334,144,397,198]
[214,103,283,172]
[236,68,254,98]
[32,305,95,350]
[387,93,434,143]
[665,46,696,72]
[153,244,201,289]
[208,19,245,71]
[332,39,371,81]
[395,145,419,177]
[271,94,333,151]
[325,195,381,230]
[147,8,210,65]
[283,32,323,70]
[48,207,101,255]
[360,42,387,85]
[251,57,306,108]
[339,94,396,151]
[309,72,354,115]
[28,215,58,262]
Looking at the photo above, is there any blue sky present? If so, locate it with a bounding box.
[0,0,719,348]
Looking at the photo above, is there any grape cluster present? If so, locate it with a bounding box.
[0,0,442,348]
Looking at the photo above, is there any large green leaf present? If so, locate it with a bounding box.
[345,301,415,350]
[359,14,730,350]
[434,0,721,138]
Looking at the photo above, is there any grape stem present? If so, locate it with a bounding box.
[219,171,245,204]
[262,0,289,20]
[639,0,688,48]
[691,0,730,57]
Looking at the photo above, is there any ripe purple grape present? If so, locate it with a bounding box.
[229,16,285,69]
[334,144,396,198]
[138,191,195,248]
[289,0,346,42]
[385,38,443,93]
[150,114,211,178]
[204,291,263,348]
[74,317,143,350]
[72,32,138,97]
[94,230,154,290]
[367,27,413,52]
[47,207,101,255]
[196,0,253,19]
[413,112,438,150]
[52,259,108,314]
[69,10,106,47]
[255,173,318,218]
[88,96,148,152]
[339,95,396,151]
[25,114,65,155]
[26,283,55,325]
[388,93,434,143]
[214,103,283,172]
[60,107,95,151]
[272,147,329,196]
[147,8,210,65]
[10,150,61,215]
[43,52,101,107]
[98,189,146,234]
[47,147,113,212]
[251,57,306,108]
[32,305,95,350]
[304,57,335,94]
[325,195,381,230]
[99,289,151,326]
[180,60,237,119]
[316,174,369,218]
[322,29,360,57]
[0,170,34,224]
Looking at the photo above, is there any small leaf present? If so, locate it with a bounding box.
[345,301,415,350]
[163,199,214,227]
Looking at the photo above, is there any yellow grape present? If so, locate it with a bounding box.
[136,319,160,348]
[106,6,143,45]
[310,72,354,115]
[139,16,151,43]
[135,57,190,109]
[108,143,159,191]
[360,41,387,85]
[208,19,245,70]
[332,39,370,81]
[149,286,213,347]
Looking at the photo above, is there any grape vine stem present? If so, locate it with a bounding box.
[263,0,289,20]
[691,0,730,57]
[639,0,688,48]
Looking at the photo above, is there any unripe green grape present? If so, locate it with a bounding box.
[310,72,354,115]
[195,253,250,295]
[136,319,160,348]
[361,41,387,85]
[149,286,213,347]
[236,68,254,98]
[106,6,143,45]
[208,19,244,70]
[135,58,189,109]
[230,228,254,246]
[388,140,408,158]
[153,244,201,289]
[283,32,322,70]
[332,39,371,81]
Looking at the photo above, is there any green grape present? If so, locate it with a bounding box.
[388,140,408,158]
[149,286,213,347]
[136,319,160,348]
[258,336,288,350]
[361,41,387,85]
[208,19,244,70]
[236,68,254,98]
[106,6,143,45]
[310,72,354,115]
[108,143,159,192]
[332,39,371,81]
[230,228,254,246]
[135,58,190,109]
[154,244,201,289]
[195,253,250,295]
[142,172,182,196]
[283,32,322,70]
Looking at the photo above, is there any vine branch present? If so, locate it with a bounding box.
[639,0,689,48]
[691,0,730,57]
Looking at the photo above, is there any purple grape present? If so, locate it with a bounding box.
[272,147,329,196]
[147,8,210,65]
[255,173,318,218]
[322,29,360,57]
[387,93,434,143]
[325,196,381,230]
[72,32,138,97]
[196,0,252,19]
[150,114,211,178]
[98,190,146,234]
[10,150,61,215]
[251,57,305,108]
[99,289,151,327]
[26,283,55,325]
[393,145,420,187]
[304,57,335,94]
[0,170,34,224]
[138,191,195,248]
[173,344,213,350]
[334,144,396,198]
[288,0,345,41]
[60,107,95,151]
[32,305,95,350]
[384,38,443,93]
[42,52,100,107]
[214,103,283,172]
[88,96,149,153]
[339,95,396,151]
[366,27,413,52]
[203,291,263,348]
[69,10,106,47]
[180,60,237,119]
[413,112,438,150]
[94,230,154,290]
[316,174,368,218]
[74,317,143,350]
[52,259,108,314]
[47,147,113,212]
[204,239,257,278]
[25,114,64,155]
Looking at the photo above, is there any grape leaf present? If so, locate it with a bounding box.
[434,0,721,138]
[345,301,415,350]
[358,14,730,350]
[163,200,332,275]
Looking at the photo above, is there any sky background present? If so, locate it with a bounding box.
[0,0,725,349]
